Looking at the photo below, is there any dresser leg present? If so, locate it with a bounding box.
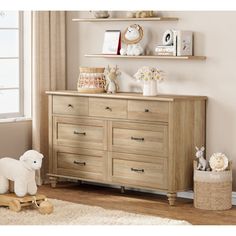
[121,186,125,193]
[49,177,57,188]
[167,192,177,206]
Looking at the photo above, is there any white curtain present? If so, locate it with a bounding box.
[32,11,66,184]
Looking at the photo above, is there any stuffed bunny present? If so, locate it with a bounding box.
[195,146,207,171]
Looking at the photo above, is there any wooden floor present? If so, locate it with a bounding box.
[38,182,236,225]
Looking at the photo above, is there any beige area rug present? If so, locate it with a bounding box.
[0,199,190,225]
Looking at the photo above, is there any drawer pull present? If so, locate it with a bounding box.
[105,106,112,111]
[68,104,74,108]
[144,109,149,112]
[73,160,86,166]
[73,131,86,135]
[131,136,144,141]
[131,168,144,173]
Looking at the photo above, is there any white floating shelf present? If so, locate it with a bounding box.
[72,17,179,22]
[85,54,206,60]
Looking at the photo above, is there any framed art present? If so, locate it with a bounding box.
[102,30,121,54]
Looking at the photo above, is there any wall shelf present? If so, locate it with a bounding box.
[85,54,206,60]
[72,17,179,22]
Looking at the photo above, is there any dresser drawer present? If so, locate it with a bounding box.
[128,100,169,122]
[89,98,127,119]
[110,152,168,190]
[53,95,88,116]
[110,122,168,157]
[53,117,107,150]
[53,147,106,181]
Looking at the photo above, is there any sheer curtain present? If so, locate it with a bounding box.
[32,11,66,184]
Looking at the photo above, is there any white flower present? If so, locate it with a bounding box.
[133,66,165,81]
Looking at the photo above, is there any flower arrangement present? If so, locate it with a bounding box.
[133,66,165,81]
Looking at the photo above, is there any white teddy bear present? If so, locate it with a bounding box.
[0,150,44,197]
[120,24,144,56]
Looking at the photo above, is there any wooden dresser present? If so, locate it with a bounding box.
[46,91,207,205]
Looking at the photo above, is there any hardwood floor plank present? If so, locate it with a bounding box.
[38,183,236,225]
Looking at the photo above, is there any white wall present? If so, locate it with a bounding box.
[0,120,32,158]
[66,11,236,189]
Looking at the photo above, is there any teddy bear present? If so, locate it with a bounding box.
[104,65,120,93]
[120,24,144,56]
[0,150,44,197]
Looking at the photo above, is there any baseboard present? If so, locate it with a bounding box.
[178,191,236,206]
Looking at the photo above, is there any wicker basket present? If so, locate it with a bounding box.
[77,67,106,93]
[194,160,232,210]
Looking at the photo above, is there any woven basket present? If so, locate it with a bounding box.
[77,67,106,93]
[193,160,232,210]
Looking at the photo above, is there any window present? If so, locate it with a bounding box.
[0,11,23,119]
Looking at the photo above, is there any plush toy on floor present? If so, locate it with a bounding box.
[0,150,43,197]
[0,150,53,214]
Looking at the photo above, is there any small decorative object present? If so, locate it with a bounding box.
[0,150,44,197]
[126,11,135,18]
[102,30,121,55]
[120,24,144,56]
[133,66,165,96]
[91,11,110,18]
[77,67,106,93]
[104,65,120,94]
[195,146,208,171]
[176,30,193,56]
[209,152,229,172]
[155,29,177,56]
[135,11,155,18]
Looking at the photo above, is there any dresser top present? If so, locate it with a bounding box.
[46,91,207,101]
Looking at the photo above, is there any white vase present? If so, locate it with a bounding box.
[143,80,157,96]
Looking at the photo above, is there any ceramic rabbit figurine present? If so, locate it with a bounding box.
[104,65,120,94]
[195,146,207,171]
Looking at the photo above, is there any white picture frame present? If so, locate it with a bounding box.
[102,30,121,55]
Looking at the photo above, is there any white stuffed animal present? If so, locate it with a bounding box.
[195,146,207,171]
[0,150,44,197]
[120,24,144,56]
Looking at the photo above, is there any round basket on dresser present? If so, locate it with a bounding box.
[77,67,106,93]
[193,160,232,210]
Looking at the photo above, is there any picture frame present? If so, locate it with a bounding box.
[102,30,121,55]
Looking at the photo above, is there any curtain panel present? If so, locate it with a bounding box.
[32,11,66,184]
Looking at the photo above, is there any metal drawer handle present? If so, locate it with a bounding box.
[144,109,149,112]
[68,104,73,108]
[131,136,144,141]
[73,160,86,166]
[105,106,112,111]
[131,168,144,173]
[74,131,86,135]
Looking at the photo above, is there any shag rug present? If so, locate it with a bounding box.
[0,199,190,225]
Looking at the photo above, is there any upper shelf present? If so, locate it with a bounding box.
[72,17,179,22]
[85,54,206,60]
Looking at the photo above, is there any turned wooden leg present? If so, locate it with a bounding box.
[121,186,125,194]
[49,177,57,188]
[167,192,177,206]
